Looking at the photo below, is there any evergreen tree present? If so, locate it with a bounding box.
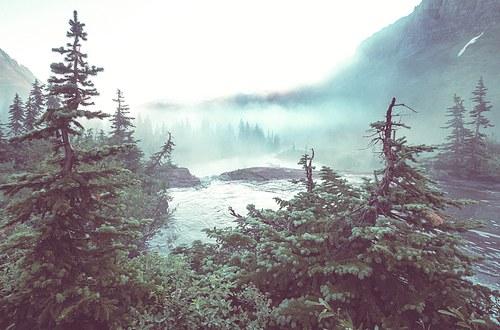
[109,89,134,143]
[146,131,175,173]
[30,79,46,115]
[7,93,25,137]
[468,77,493,164]
[24,79,46,131]
[0,11,151,329]
[109,89,143,172]
[23,94,36,132]
[179,98,500,329]
[0,117,10,162]
[45,82,61,110]
[440,94,473,163]
[238,118,246,142]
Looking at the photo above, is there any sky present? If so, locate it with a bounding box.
[0,0,422,112]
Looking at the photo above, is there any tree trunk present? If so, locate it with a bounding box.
[61,127,75,176]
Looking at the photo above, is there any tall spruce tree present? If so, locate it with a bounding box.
[0,11,151,329]
[468,77,493,165]
[109,89,134,143]
[23,94,36,132]
[23,79,46,131]
[108,89,143,172]
[181,98,500,329]
[435,94,474,176]
[7,93,25,137]
[442,94,473,158]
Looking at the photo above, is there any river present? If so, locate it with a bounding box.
[150,157,500,291]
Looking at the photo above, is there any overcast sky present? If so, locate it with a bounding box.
[0,0,422,111]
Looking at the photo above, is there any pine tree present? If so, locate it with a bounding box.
[468,77,494,165]
[109,89,134,143]
[7,93,25,137]
[182,98,500,329]
[108,89,143,172]
[0,117,10,162]
[439,94,474,167]
[23,79,46,132]
[45,82,61,110]
[146,131,175,173]
[23,94,36,132]
[0,11,151,329]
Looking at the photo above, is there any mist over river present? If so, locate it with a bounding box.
[150,156,500,291]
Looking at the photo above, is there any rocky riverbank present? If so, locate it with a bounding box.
[165,166,317,187]
[219,167,315,181]
[165,167,201,188]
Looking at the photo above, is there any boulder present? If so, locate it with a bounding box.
[219,167,317,181]
[165,167,200,188]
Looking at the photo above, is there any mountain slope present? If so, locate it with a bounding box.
[302,0,500,143]
[143,0,500,147]
[0,48,37,120]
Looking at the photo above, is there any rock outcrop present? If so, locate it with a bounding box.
[220,167,317,182]
[165,167,201,188]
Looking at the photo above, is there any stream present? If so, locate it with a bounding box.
[150,157,500,291]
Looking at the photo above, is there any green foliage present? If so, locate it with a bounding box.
[108,89,143,172]
[146,131,175,174]
[305,298,371,330]
[107,173,176,256]
[290,151,315,192]
[175,98,500,329]
[124,252,272,330]
[434,94,473,175]
[468,76,494,163]
[109,89,134,142]
[439,306,487,330]
[7,93,24,137]
[434,77,498,180]
[24,79,45,132]
[0,11,155,330]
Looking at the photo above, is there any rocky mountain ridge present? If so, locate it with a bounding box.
[142,0,500,147]
[0,48,37,119]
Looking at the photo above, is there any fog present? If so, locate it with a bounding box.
[127,95,393,176]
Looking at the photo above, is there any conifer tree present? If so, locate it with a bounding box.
[439,94,473,167]
[109,89,134,143]
[146,131,175,173]
[468,77,493,164]
[23,94,36,132]
[0,11,151,329]
[23,79,46,131]
[108,89,143,172]
[184,98,500,329]
[7,93,25,137]
[45,82,61,110]
[0,117,9,162]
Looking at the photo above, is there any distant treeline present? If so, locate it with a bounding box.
[134,115,281,163]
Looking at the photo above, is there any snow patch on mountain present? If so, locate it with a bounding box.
[457,31,484,57]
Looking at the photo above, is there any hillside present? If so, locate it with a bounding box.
[0,48,37,120]
[316,0,500,143]
[133,0,500,171]
[141,0,500,149]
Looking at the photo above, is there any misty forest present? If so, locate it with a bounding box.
[2,6,500,330]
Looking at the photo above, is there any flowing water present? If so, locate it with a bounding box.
[436,179,500,290]
[150,157,500,290]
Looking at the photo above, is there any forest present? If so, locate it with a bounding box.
[1,10,500,330]
[430,77,500,181]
